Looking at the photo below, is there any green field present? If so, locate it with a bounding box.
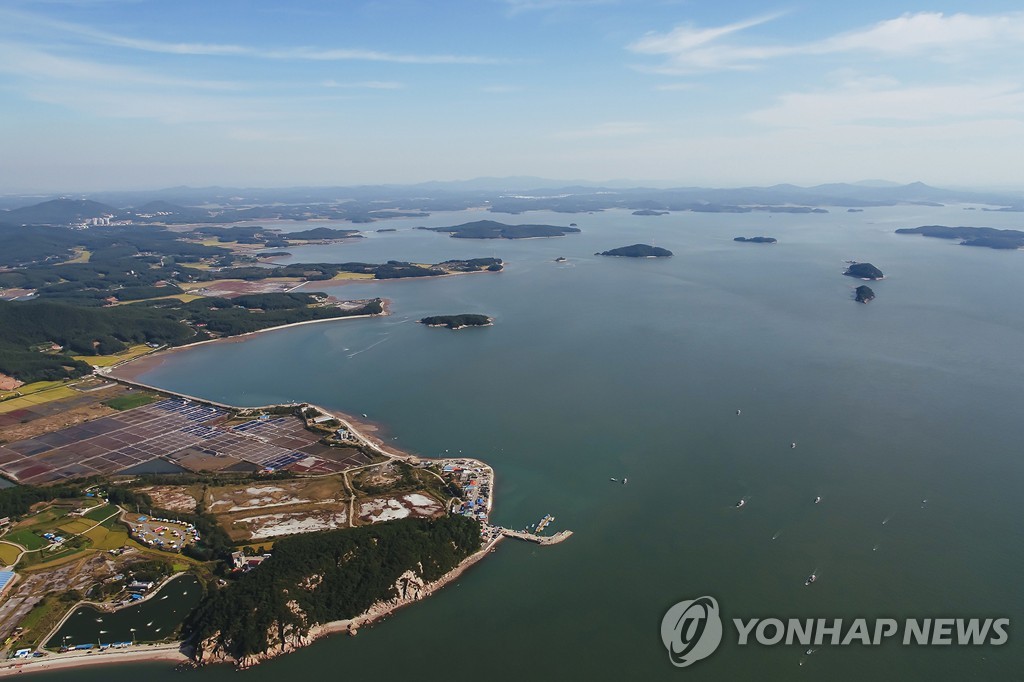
[83,525,129,550]
[83,504,118,522]
[103,392,159,411]
[5,529,47,550]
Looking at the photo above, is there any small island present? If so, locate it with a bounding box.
[596,244,673,258]
[376,228,398,232]
[419,220,581,239]
[843,262,884,280]
[855,285,876,303]
[632,209,669,216]
[895,225,1024,250]
[733,236,777,244]
[419,314,493,330]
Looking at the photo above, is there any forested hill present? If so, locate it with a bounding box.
[185,515,481,661]
[0,296,383,383]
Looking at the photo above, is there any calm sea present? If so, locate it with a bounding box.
[35,207,1023,680]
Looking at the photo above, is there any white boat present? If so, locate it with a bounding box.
[804,573,816,586]
[736,409,741,415]
[791,442,797,449]
[609,477,617,482]
[622,478,628,484]
[736,499,746,508]
[814,496,821,504]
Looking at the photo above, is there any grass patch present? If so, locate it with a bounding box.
[5,529,47,550]
[60,248,92,265]
[0,542,22,565]
[0,386,79,414]
[74,343,155,367]
[56,518,94,535]
[83,504,118,522]
[330,271,375,281]
[103,392,159,411]
[83,526,128,550]
[113,293,203,306]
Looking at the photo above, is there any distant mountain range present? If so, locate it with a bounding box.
[1,181,1021,226]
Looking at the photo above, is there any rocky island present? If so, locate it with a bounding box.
[419,220,581,239]
[855,285,876,303]
[895,225,1024,250]
[419,314,493,330]
[596,244,673,258]
[843,262,884,280]
[733,236,777,244]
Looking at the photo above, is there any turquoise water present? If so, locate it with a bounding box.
[34,207,1023,680]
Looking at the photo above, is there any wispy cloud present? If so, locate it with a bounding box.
[630,11,1024,74]
[1,8,507,64]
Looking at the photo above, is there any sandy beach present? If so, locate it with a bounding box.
[0,644,188,677]
[106,306,388,382]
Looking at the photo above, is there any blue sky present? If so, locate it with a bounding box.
[2,0,1024,191]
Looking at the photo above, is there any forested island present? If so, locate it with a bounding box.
[895,225,1024,250]
[855,285,876,303]
[185,516,481,667]
[632,209,668,216]
[418,220,581,239]
[419,314,493,330]
[843,262,885,280]
[0,295,384,382]
[733,236,777,244]
[597,244,673,258]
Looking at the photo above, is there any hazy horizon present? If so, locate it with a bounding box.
[3,2,1024,192]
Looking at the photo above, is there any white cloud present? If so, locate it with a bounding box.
[749,81,1024,128]
[630,11,1024,74]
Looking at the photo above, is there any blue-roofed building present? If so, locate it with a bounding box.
[0,571,16,595]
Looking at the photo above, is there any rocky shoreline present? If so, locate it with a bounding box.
[195,534,504,669]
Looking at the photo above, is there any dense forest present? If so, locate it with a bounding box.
[843,262,885,280]
[420,220,581,239]
[0,296,383,382]
[185,515,481,658]
[855,285,876,303]
[895,225,1024,250]
[597,244,674,258]
[419,314,492,329]
[0,483,83,518]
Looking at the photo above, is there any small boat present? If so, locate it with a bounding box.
[804,573,816,586]
[361,413,368,418]
[622,478,628,485]
[736,499,746,508]
[791,442,797,449]
[610,477,617,482]
[736,409,741,415]
[814,496,821,504]
[805,648,815,656]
